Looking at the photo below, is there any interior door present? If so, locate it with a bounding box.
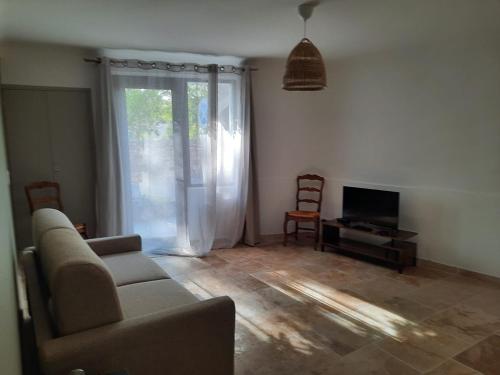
[1,86,95,249]
[1,88,53,248]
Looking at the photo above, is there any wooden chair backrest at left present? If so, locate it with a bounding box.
[24,181,63,215]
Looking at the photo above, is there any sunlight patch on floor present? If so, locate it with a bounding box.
[237,314,269,342]
[236,313,320,355]
[177,271,327,355]
[257,270,434,341]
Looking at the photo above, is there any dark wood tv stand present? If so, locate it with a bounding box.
[321,219,418,273]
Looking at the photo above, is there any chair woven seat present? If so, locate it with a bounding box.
[287,210,320,219]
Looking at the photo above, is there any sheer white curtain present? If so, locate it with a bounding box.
[95,58,250,256]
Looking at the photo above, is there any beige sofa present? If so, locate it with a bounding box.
[21,208,235,375]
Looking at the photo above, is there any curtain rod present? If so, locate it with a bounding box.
[83,57,258,71]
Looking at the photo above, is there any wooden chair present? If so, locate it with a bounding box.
[283,174,325,249]
[25,181,88,238]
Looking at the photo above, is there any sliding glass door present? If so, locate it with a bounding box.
[106,65,246,255]
[116,73,214,253]
[125,87,177,251]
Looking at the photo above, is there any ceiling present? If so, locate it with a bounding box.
[1,0,499,59]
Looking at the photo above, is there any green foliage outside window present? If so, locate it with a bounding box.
[126,88,173,141]
[125,82,209,141]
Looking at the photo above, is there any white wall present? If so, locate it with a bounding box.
[251,59,331,234]
[0,64,22,375]
[0,41,96,88]
[251,37,500,277]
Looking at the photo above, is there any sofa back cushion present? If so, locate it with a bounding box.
[39,227,123,336]
[33,208,75,248]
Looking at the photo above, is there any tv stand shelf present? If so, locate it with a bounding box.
[321,220,418,273]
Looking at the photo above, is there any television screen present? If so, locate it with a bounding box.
[342,186,399,229]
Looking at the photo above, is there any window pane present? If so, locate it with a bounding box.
[217,81,240,187]
[187,81,209,186]
[125,88,176,249]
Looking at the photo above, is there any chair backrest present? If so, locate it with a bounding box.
[25,181,63,215]
[295,174,325,213]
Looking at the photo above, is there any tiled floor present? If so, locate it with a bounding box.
[152,237,500,375]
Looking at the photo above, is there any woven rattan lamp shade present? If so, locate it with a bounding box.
[283,37,327,91]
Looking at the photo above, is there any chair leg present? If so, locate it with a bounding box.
[283,213,289,246]
[294,221,298,240]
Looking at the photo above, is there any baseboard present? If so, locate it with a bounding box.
[258,234,283,245]
[418,258,500,285]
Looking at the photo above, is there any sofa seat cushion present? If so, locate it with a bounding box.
[101,252,170,286]
[117,279,199,319]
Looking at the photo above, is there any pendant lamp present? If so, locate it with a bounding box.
[283,1,327,91]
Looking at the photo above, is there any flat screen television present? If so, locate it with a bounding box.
[342,186,400,229]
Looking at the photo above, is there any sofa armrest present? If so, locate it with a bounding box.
[86,235,142,256]
[39,296,235,375]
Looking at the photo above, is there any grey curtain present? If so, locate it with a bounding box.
[94,58,133,237]
[244,72,261,246]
